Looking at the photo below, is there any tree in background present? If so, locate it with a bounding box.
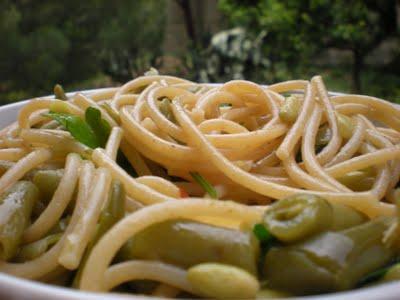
[219,0,398,92]
[98,1,165,82]
[0,0,165,103]
[304,0,398,92]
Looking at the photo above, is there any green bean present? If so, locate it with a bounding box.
[54,84,68,100]
[119,219,259,274]
[49,216,70,234]
[15,233,62,262]
[159,98,176,123]
[256,288,292,299]
[337,168,375,191]
[316,125,331,146]
[72,181,125,287]
[330,202,367,231]
[262,194,333,242]
[381,263,400,282]
[32,200,46,219]
[0,181,38,260]
[32,169,63,204]
[262,194,367,243]
[279,95,302,123]
[337,113,355,139]
[263,217,395,294]
[92,180,125,243]
[187,263,259,299]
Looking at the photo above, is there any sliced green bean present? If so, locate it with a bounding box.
[119,219,259,274]
[72,181,125,287]
[15,233,62,262]
[316,125,331,146]
[381,263,400,282]
[337,113,355,139]
[49,216,70,235]
[262,194,333,243]
[330,203,367,231]
[188,263,259,299]
[159,98,176,123]
[92,180,125,243]
[263,217,395,294]
[158,98,176,123]
[256,288,292,299]
[262,194,367,243]
[337,168,376,192]
[54,84,68,100]
[32,169,63,204]
[0,181,39,260]
[279,95,302,123]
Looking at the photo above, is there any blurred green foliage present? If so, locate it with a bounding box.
[0,0,165,104]
[0,0,399,105]
[216,0,399,99]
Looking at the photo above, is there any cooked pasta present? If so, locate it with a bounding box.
[0,73,400,298]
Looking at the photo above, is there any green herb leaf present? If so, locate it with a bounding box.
[44,111,100,148]
[190,172,218,199]
[253,223,273,243]
[253,223,276,276]
[85,107,111,147]
[159,98,176,123]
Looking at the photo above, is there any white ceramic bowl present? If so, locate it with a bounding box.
[0,90,399,300]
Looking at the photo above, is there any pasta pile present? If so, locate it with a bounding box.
[0,73,399,296]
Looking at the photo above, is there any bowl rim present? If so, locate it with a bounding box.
[0,87,399,300]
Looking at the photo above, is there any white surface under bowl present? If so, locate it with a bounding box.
[0,90,400,300]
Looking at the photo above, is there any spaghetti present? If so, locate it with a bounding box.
[0,73,399,298]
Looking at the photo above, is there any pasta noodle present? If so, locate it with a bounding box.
[0,73,399,298]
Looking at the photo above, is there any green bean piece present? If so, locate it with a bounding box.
[263,217,395,294]
[159,98,176,123]
[15,233,62,262]
[330,203,367,231]
[0,181,39,260]
[32,169,63,204]
[279,95,302,123]
[262,194,367,243]
[49,216,70,234]
[92,180,125,243]
[337,113,355,139]
[262,194,333,243]
[381,263,400,282]
[119,219,259,275]
[256,288,292,299]
[337,169,375,191]
[54,84,68,100]
[32,200,46,219]
[187,263,259,299]
[72,181,125,287]
[315,125,331,146]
